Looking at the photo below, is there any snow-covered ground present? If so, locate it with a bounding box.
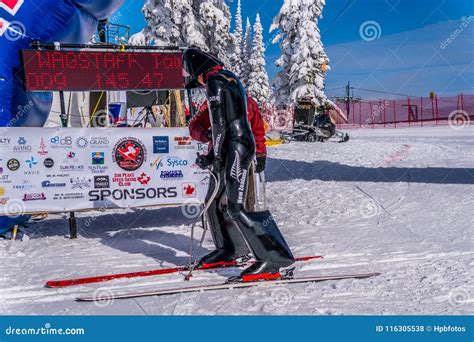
[1,125,472,315]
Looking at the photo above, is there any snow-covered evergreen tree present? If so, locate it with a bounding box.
[135,0,235,66]
[241,17,253,86]
[137,0,205,48]
[247,14,270,108]
[270,0,330,106]
[199,0,235,66]
[228,0,243,77]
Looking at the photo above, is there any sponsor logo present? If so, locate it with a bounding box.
[89,187,178,201]
[150,157,164,171]
[50,136,73,148]
[23,193,46,201]
[209,95,220,103]
[76,136,88,148]
[13,184,35,190]
[7,159,20,171]
[230,151,243,181]
[137,173,151,185]
[214,133,222,157]
[174,136,195,150]
[70,177,91,189]
[88,165,108,174]
[182,183,196,197]
[0,138,11,147]
[113,137,147,171]
[44,158,54,168]
[52,192,85,200]
[153,136,169,153]
[41,180,66,188]
[92,152,105,165]
[0,174,10,184]
[89,136,109,148]
[160,170,183,180]
[46,173,69,178]
[61,151,84,172]
[94,176,110,189]
[112,172,137,187]
[167,156,188,168]
[25,156,38,169]
[197,142,208,152]
[13,137,32,152]
[230,151,248,204]
[37,138,48,155]
[238,170,248,204]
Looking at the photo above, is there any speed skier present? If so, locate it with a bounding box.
[183,48,294,282]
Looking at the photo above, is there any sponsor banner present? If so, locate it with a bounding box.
[0,128,208,214]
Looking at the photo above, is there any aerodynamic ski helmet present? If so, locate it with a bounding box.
[182,48,224,89]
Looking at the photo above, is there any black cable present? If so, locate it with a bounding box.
[321,0,354,38]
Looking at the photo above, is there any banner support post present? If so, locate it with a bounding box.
[59,90,78,239]
[69,211,78,239]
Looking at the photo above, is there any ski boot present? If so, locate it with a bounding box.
[197,200,251,269]
[227,210,295,283]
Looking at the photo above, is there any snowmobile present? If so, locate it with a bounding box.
[280,100,350,143]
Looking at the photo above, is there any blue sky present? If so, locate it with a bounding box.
[118,0,474,97]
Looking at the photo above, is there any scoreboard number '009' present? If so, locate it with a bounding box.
[21,50,185,92]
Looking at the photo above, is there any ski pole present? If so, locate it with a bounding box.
[184,166,220,281]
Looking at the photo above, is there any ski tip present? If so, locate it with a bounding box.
[45,281,61,288]
[76,297,90,302]
[295,255,323,261]
[45,280,77,288]
[357,272,381,278]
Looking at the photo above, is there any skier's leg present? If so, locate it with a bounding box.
[198,168,249,267]
[225,141,294,281]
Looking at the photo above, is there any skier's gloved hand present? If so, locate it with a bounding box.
[256,154,266,173]
[195,153,214,170]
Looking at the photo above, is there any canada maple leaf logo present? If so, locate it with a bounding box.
[182,183,196,197]
[137,173,150,185]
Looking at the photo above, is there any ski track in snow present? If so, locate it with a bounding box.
[1,126,473,315]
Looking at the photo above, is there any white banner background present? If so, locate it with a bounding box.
[0,127,209,215]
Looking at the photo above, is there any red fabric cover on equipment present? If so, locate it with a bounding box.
[189,95,267,157]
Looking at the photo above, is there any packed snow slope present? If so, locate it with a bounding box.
[1,126,472,315]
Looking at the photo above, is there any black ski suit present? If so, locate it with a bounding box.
[182,47,293,279]
[204,69,295,277]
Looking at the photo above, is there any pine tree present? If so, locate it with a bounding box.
[135,0,206,48]
[247,14,270,108]
[229,0,243,77]
[137,0,234,66]
[270,0,330,106]
[198,0,235,66]
[241,17,253,86]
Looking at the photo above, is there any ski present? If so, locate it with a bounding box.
[45,255,322,288]
[76,272,381,302]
